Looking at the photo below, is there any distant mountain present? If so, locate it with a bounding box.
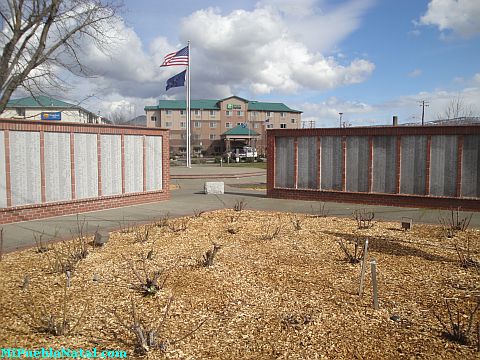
[124,115,147,127]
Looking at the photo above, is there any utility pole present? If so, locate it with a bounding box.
[339,112,343,128]
[419,100,429,126]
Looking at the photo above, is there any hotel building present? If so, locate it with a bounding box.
[145,95,302,156]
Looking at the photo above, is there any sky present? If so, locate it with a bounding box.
[28,0,480,126]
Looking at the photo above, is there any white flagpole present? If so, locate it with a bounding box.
[186,40,191,168]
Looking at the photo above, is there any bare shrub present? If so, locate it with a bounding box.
[127,256,168,296]
[46,236,89,274]
[0,228,3,261]
[193,209,205,218]
[290,214,303,231]
[310,202,329,218]
[21,280,88,336]
[226,213,241,234]
[118,216,135,234]
[200,244,221,267]
[261,220,282,240]
[337,236,365,264]
[112,297,206,355]
[454,237,479,271]
[33,230,53,253]
[439,207,473,238]
[153,213,170,228]
[353,209,375,229]
[134,226,151,244]
[233,199,247,212]
[168,218,189,233]
[434,297,480,346]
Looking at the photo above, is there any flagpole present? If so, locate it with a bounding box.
[186,40,191,168]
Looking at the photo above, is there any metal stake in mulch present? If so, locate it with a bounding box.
[358,238,369,296]
[371,259,379,310]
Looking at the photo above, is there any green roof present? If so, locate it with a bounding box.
[144,97,302,113]
[247,101,301,113]
[222,125,259,136]
[155,99,220,110]
[7,95,76,108]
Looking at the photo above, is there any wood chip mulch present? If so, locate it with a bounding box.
[0,209,479,359]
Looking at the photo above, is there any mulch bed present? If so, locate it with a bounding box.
[0,209,479,359]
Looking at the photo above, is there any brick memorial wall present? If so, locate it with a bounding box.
[267,126,480,210]
[0,119,170,224]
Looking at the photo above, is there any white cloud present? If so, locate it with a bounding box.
[419,0,480,37]
[8,1,374,118]
[301,74,480,127]
[179,5,374,97]
[408,69,422,78]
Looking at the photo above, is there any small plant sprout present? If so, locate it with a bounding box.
[290,214,303,231]
[193,209,205,218]
[201,243,221,267]
[233,199,247,212]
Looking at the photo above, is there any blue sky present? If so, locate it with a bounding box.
[58,0,480,126]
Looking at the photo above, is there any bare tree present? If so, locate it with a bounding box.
[437,96,475,120]
[0,0,123,113]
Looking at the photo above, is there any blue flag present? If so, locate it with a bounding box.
[166,70,186,91]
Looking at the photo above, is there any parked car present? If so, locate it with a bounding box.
[225,146,257,161]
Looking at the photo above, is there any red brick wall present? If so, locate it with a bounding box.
[267,126,480,211]
[0,119,170,224]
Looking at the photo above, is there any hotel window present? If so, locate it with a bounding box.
[194,110,201,116]
[226,122,232,128]
[253,123,259,129]
[280,123,287,128]
[280,112,286,117]
[180,110,186,116]
[165,121,172,127]
[16,108,25,116]
[237,110,244,116]
[150,116,157,122]
[165,110,172,116]
[251,111,257,117]
[194,121,201,128]
[209,134,216,140]
[181,133,186,139]
[180,121,186,128]
[209,122,217,128]
[209,110,216,117]
[266,111,272,117]
[267,124,273,129]
[193,134,200,140]
[291,118,296,123]
[226,110,232,116]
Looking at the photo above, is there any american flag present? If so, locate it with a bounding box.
[160,46,189,67]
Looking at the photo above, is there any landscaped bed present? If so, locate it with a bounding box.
[0,209,479,359]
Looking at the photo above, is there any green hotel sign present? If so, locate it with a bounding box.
[227,104,242,110]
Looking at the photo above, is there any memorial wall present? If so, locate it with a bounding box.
[0,120,169,224]
[268,126,480,210]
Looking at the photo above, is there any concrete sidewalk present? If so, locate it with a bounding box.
[2,164,479,253]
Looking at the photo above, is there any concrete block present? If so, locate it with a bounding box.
[204,182,224,194]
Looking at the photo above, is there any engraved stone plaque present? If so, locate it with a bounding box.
[0,131,6,208]
[44,132,72,202]
[74,133,98,199]
[10,131,41,206]
[100,134,121,196]
[145,136,162,191]
[124,135,143,193]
